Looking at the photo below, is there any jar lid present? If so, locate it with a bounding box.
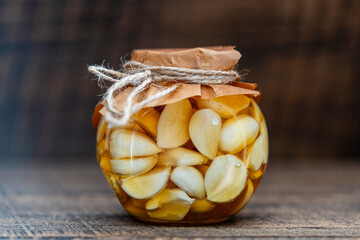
[131,46,241,71]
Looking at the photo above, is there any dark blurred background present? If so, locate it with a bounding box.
[0,0,359,163]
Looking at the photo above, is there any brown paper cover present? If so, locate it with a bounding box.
[131,46,241,71]
[92,46,260,130]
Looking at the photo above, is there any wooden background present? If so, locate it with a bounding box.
[0,0,359,160]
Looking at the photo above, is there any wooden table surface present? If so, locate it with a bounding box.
[0,158,359,239]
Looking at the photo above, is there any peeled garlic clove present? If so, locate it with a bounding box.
[190,199,214,213]
[124,199,148,219]
[229,179,254,215]
[250,99,263,123]
[197,95,250,118]
[145,188,194,221]
[100,155,112,172]
[170,166,205,199]
[157,99,193,148]
[109,129,162,158]
[158,147,208,166]
[96,116,108,143]
[121,167,170,199]
[124,204,148,219]
[219,114,259,154]
[110,155,158,176]
[244,134,265,172]
[189,109,222,159]
[205,154,247,203]
[260,120,269,164]
[132,107,160,138]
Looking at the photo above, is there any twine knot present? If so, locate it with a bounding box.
[88,61,240,125]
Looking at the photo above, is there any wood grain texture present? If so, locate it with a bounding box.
[0,158,359,239]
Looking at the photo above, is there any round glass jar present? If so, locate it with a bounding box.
[95,95,268,224]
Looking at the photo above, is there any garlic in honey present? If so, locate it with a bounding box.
[145,188,194,221]
[205,154,247,203]
[109,129,162,158]
[121,167,170,199]
[157,99,193,148]
[219,114,259,154]
[158,147,208,166]
[170,166,205,199]
[197,95,250,118]
[189,109,222,159]
[110,155,158,176]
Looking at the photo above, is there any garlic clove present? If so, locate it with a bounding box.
[197,95,250,118]
[132,107,160,138]
[124,204,148,219]
[260,119,269,164]
[205,154,247,203]
[170,166,205,199]
[189,109,222,159]
[250,99,263,123]
[121,167,170,199]
[158,147,208,166]
[219,114,259,154]
[229,179,254,215]
[109,129,162,158]
[157,99,193,148]
[124,199,148,219]
[244,134,265,172]
[190,199,214,213]
[145,188,194,221]
[96,116,108,143]
[250,99,268,164]
[110,155,158,176]
[98,116,146,141]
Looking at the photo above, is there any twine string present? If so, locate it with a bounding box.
[88,61,240,125]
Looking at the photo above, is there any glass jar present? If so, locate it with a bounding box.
[95,94,268,224]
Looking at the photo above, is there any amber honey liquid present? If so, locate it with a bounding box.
[96,96,268,224]
[101,164,266,224]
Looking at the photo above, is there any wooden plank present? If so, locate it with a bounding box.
[0,158,359,239]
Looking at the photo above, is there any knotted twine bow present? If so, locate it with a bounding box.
[88,61,240,125]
